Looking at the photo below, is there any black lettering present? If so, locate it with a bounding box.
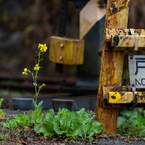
[135,78,141,86]
[142,78,145,86]
[135,61,145,75]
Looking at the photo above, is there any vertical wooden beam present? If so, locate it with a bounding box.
[96,0,130,135]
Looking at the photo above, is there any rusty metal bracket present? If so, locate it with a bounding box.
[127,92,138,111]
[106,28,145,51]
[102,86,145,108]
[130,28,139,51]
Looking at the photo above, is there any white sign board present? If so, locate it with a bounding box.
[129,55,145,88]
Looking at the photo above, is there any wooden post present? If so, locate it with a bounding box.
[96,0,130,135]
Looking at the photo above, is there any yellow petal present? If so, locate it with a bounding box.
[34,67,37,70]
[24,68,27,72]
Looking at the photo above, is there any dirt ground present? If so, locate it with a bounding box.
[1,109,145,145]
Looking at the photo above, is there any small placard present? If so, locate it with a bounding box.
[129,55,145,88]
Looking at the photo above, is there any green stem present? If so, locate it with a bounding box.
[34,51,41,110]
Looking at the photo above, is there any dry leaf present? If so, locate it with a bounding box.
[131,128,140,132]
[44,136,49,139]
[124,126,129,131]
[24,126,32,132]
[0,115,5,119]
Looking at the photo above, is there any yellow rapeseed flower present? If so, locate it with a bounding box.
[24,68,27,72]
[34,64,40,71]
[22,68,28,75]
[38,43,47,52]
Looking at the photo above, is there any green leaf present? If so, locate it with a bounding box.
[15,113,29,126]
[40,122,54,136]
[66,124,81,137]
[119,108,137,119]
[33,99,37,108]
[0,109,6,116]
[88,136,93,142]
[117,116,127,128]
[28,70,31,73]
[46,109,55,123]
[138,115,142,130]
[129,110,138,120]
[54,122,65,135]
[69,111,78,127]
[34,124,41,134]
[60,116,71,131]
[57,108,70,119]
[36,113,44,123]
[88,121,103,137]
[9,119,17,129]
[28,110,37,123]
[77,108,85,117]
[1,122,7,128]
[36,101,43,116]
[15,114,23,124]
[34,122,54,136]
[38,83,46,91]
[0,98,4,108]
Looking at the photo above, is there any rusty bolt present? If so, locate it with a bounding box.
[59,56,63,60]
[60,43,64,48]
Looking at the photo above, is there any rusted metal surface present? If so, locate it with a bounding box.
[107,0,130,28]
[49,36,84,65]
[96,0,130,135]
[110,35,145,48]
[103,86,145,104]
[105,28,145,50]
[106,28,145,41]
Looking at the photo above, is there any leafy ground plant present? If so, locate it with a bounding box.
[0,104,103,143]
[0,43,103,144]
[0,98,6,119]
[35,108,103,141]
[117,108,145,137]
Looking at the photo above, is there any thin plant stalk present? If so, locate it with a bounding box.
[34,51,41,106]
[22,43,47,110]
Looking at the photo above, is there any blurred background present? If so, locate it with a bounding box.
[0,0,80,78]
[0,0,145,108]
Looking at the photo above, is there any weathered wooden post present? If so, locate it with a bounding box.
[96,0,130,134]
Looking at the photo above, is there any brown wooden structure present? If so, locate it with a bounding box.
[96,0,145,135]
[96,0,130,135]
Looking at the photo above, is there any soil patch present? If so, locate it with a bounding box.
[1,109,145,145]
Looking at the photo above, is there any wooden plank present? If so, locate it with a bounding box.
[96,0,130,135]
[49,36,84,65]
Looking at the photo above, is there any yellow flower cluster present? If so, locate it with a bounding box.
[38,43,47,52]
[34,64,40,71]
[22,68,28,75]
